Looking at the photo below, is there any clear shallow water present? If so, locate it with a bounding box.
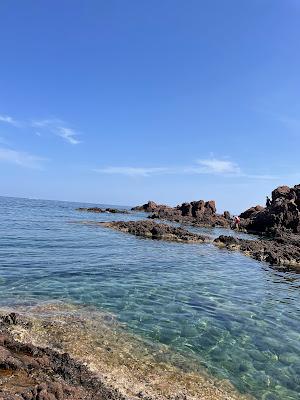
[0,196,300,400]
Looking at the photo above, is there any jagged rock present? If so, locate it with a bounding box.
[241,184,300,234]
[133,199,229,228]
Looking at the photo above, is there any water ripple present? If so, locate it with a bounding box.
[0,196,300,399]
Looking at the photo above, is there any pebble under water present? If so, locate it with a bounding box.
[0,196,299,400]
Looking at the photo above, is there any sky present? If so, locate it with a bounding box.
[0,0,300,213]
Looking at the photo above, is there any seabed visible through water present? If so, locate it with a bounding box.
[0,196,300,399]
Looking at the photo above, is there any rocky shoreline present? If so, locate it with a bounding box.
[100,220,300,270]
[0,305,251,400]
[129,184,300,270]
[0,315,125,400]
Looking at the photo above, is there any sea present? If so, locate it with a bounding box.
[0,196,299,399]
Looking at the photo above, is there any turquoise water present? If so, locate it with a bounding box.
[0,196,299,399]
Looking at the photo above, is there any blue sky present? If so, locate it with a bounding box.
[0,0,300,213]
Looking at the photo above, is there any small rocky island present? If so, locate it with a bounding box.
[76,207,129,214]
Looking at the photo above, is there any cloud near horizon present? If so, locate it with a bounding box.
[0,146,46,169]
[94,158,276,179]
[94,166,170,177]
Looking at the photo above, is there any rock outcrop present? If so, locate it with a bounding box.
[100,220,210,243]
[133,200,231,228]
[76,207,129,214]
[240,184,300,235]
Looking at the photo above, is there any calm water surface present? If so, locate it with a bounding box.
[0,196,299,400]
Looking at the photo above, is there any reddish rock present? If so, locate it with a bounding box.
[133,199,229,228]
[242,184,300,234]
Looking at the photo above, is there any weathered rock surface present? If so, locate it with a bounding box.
[0,314,126,400]
[214,233,300,270]
[133,200,230,228]
[240,184,300,235]
[76,207,129,214]
[100,220,210,243]
[0,308,250,400]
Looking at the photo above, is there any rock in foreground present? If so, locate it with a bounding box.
[100,220,210,243]
[0,306,250,400]
[0,314,125,400]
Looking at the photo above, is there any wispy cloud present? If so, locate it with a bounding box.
[191,158,241,175]
[0,113,82,144]
[0,114,19,127]
[94,166,170,177]
[94,157,276,179]
[56,127,81,145]
[31,118,81,144]
[0,147,46,169]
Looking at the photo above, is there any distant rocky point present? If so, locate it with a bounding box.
[76,207,129,214]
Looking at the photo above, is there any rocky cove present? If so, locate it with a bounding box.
[127,184,300,270]
[0,191,300,400]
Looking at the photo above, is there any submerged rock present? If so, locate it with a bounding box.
[76,207,129,214]
[100,220,210,243]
